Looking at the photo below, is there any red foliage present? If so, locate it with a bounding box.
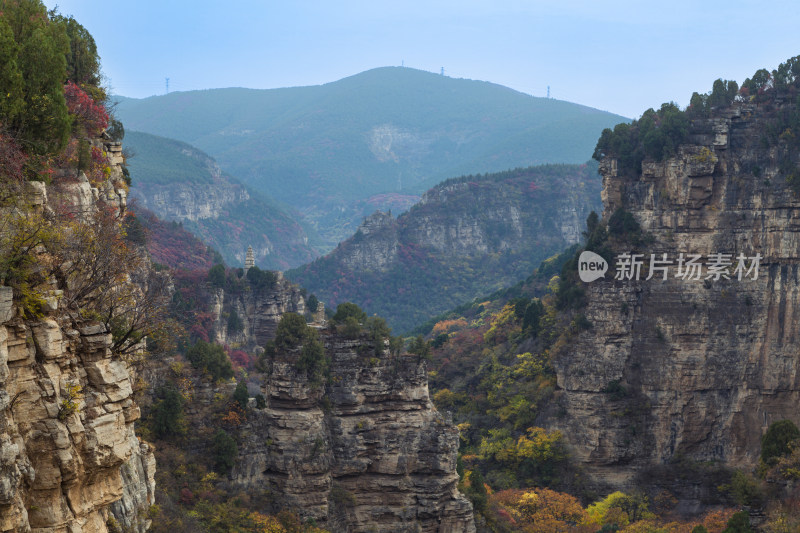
[179,487,194,505]
[64,81,109,136]
[138,208,216,271]
[189,324,209,343]
[0,133,26,182]
[228,350,254,371]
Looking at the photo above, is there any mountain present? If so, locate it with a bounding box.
[115,67,627,247]
[287,163,602,332]
[124,130,319,270]
[419,57,800,529]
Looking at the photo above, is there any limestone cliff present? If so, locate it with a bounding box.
[551,99,800,494]
[289,163,602,332]
[233,330,475,533]
[124,131,318,270]
[0,140,155,533]
[210,273,307,350]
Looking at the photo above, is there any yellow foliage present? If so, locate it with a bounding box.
[491,487,588,532]
[586,491,630,525]
[479,426,564,465]
[484,303,516,342]
[432,318,468,335]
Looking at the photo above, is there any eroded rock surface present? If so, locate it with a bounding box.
[551,102,800,493]
[233,332,475,533]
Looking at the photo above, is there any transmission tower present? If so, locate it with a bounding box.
[547,85,550,98]
[166,77,170,94]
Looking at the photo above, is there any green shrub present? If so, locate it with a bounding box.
[212,429,237,473]
[246,266,277,291]
[233,381,249,410]
[208,264,225,288]
[227,309,244,333]
[761,419,800,465]
[274,312,308,350]
[151,384,186,439]
[185,340,234,381]
[306,294,319,313]
[331,302,366,324]
[722,511,753,533]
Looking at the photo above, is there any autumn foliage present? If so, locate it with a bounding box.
[64,80,108,136]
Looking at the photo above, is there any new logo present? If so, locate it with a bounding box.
[578,251,608,282]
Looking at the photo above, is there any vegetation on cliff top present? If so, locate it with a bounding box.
[593,55,800,182]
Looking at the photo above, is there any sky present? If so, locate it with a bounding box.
[43,0,800,119]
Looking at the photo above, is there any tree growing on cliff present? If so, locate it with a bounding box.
[151,384,187,438]
[761,419,800,465]
[0,0,72,155]
[185,340,234,381]
[212,429,238,473]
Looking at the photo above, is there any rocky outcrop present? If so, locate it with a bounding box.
[551,102,800,495]
[124,131,318,270]
[132,178,250,223]
[339,211,399,272]
[0,141,155,532]
[233,331,475,533]
[289,164,602,331]
[211,273,306,350]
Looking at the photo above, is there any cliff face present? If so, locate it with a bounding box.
[289,164,602,332]
[133,178,250,223]
[210,273,307,350]
[233,331,475,533]
[551,102,800,491]
[0,141,155,532]
[125,131,318,270]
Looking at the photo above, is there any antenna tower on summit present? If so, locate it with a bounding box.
[166,77,170,94]
[547,85,550,98]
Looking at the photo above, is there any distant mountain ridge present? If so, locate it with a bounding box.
[115,67,627,248]
[288,162,603,332]
[124,131,319,269]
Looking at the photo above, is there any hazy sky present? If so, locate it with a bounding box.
[44,0,799,118]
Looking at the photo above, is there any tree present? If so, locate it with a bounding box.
[208,264,225,289]
[274,312,308,350]
[306,293,319,313]
[408,335,431,360]
[233,381,249,410]
[0,0,72,155]
[722,511,753,533]
[246,265,277,291]
[331,302,366,324]
[227,309,244,333]
[297,333,327,387]
[212,429,238,473]
[185,340,234,381]
[50,207,172,356]
[366,316,391,354]
[466,469,488,512]
[151,384,186,439]
[50,12,102,93]
[761,419,800,464]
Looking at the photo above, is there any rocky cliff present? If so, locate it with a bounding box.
[124,131,318,270]
[0,141,155,532]
[210,273,307,350]
[551,99,800,495]
[233,330,475,533]
[289,163,602,332]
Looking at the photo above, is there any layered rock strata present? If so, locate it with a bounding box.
[0,140,154,532]
[233,332,475,533]
[551,102,800,492]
